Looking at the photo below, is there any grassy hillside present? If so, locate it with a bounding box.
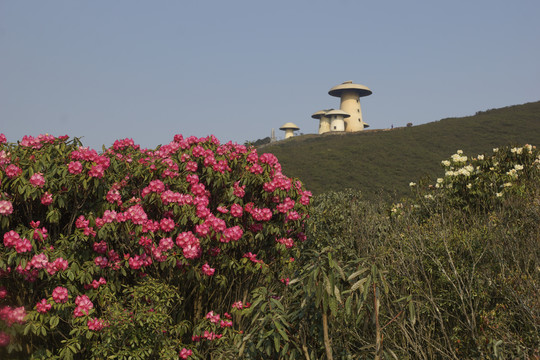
[260,101,540,199]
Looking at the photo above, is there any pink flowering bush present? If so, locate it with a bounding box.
[0,133,310,358]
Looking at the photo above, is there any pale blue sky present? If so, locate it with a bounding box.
[1,0,539,150]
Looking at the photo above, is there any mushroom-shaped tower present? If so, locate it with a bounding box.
[279,122,300,139]
[325,109,350,132]
[312,109,333,134]
[328,80,372,132]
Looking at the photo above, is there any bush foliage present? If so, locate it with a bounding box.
[1,133,539,359]
[0,134,310,359]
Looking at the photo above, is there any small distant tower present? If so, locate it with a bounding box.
[270,128,277,143]
[312,109,333,134]
[328,80,372,132]
[324,109,350,132]
[279,122,300,139]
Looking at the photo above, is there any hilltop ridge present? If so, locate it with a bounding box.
[260,101,540,199]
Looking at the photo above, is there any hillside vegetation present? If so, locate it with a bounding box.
[260,101,540,199]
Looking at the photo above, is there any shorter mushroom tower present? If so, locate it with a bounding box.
[311,109,332,134]
[324,109,350,132]
[279,122,300,139]
[313,81,372,134]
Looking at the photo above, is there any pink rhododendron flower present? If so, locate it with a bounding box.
[276,237,295,249]
[0,150,10,167]
[206,215,226,232]
[142,179,165,197]
[185,160,197,172]
[232,301,243,309]
[88,164,104,178]
[160,218,175,232]
[221,226,243,242]
[76,215,89,229]
[195,223,210,237]
[0,133,6,144]
[125,205,148,225]
[47,257,69,275]
[205,311,220,323]
[68,161,83,174]
[3,230,21,247]
[29,173,45,187]
[87,317,107,331]
[128,254,149,270]
[216,206,229,214]
[233,181,245,197]
[0,200,13,216]
[112,138,137,151]
[0,287,7,299]
[138,236,153,248]
[41,192,53,205]
[250,207,272,222]
[30,253,48,269]
[249,163,264,174]
[158,237,174,252]
[300,192,312,205]
[94,256,108,268]
[259,152,278,165]
[286,211,300,221]
[52,287,68,303]
[0,306,27,326]
[0,331,9,346]
[280,278,290,286]
[213,159,230,173]
[5,164,22,178]
[230,203,243,217]
[93,241,108,254]
[36,299,52,313]
[201,263,215,276]
[186,174,199,186]
[83,227,96,237]
[106,188,122,204]
[33,226,48,241]
[175,231,197,247]
[276,197,295,213]
[179,348,193,359]
[243,252,262,263]
[182,244,201,259]
[102,209,117,223]
[74,294,93,317]
[190,182,206,196]
[14,237,32,253]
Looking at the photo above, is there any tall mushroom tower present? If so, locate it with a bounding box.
[328,80,372,132]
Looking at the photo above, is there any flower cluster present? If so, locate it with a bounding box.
[0,133,310,355]
[415,145,539,209]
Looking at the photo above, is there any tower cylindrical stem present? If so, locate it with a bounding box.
[340,91,365,132]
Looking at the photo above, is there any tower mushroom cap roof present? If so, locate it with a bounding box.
[325,109,351,118]
[311,109,333,119]
[279,122,300,131]
[328,81,372,97]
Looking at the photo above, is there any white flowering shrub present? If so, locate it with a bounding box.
[414,144,540,211]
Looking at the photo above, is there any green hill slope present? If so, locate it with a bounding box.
[260,101,540,199]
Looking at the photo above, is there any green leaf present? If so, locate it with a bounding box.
[348,267,369,281]
[273,333,280,353]
[408,301,416,326]
[334,285,341,303]
[350,277,368,293]
[273,320,289,341]
[50,315,60,328]
[269,297,284,312]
